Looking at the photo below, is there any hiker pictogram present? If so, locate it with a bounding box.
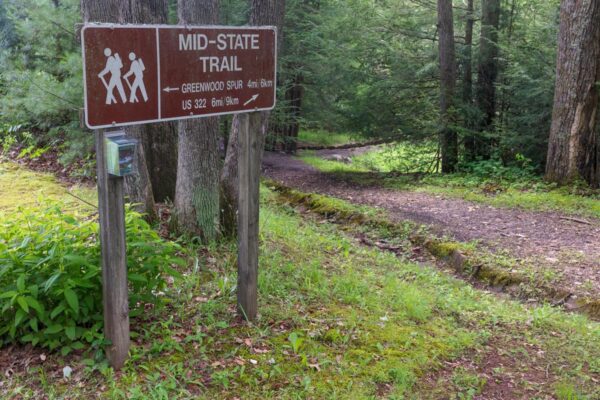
[98,49,149,105]
[98,48,128,105]
[123,52,148,103]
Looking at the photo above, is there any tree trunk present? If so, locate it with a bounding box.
[122,0,178,214]
[81,0,123,23]
[474,0,500,160]
[437,0,457,172]
[80,2,155,216]
[220,0,286,237]
[284,73,303,153]
[545,0,600,187]
[463,0,476,160]
[173,0,221,241]
[270,73,303,153]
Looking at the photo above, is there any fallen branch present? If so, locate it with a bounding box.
[559,216,592,225]
[66,190,98,209]
[297,137,400,151]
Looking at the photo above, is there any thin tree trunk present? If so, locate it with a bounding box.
[284,74,304,153]
[438,0,458,172]
[474,0,500,160]
[463,0,476,160]
[173,0,221,241]
[545,0,600,187]
[220,0,286,237]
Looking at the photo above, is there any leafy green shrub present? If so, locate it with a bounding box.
[353,142,438,173]
[421,155,547,192]
[457,155,538,184]
[0,205,183,354]
[0,124,34,153]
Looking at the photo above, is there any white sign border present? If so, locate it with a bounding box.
[82,23,278,130]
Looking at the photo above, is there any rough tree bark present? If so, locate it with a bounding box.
[473,0,500,160]
[462,0,476,160]
[121,0,178,219]
[282,74,304,153]
[437,0,458,172]
[81,0,122,22]
[173,0,221,241]
[545,0,600,187]
[220,0,286,237]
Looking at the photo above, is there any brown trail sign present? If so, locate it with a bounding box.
[82,23,276,369]
[82,24,277,128]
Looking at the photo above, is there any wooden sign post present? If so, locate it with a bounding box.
[237,114,260,320]
[95,131,130,369]
[82,23,276,367]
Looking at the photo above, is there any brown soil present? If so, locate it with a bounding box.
[414,333,573,400]
[4,145,94,186]
[262,151,600,301]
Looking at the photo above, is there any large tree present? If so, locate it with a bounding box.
[81,2,156,221]
[173,0,221,241]
[545,0,600,187]
[220,0,286,236]
[121,0,177,220]
[437,0,457,172]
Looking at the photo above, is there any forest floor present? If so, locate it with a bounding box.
[263,149,600,309]
[1,159,599,399]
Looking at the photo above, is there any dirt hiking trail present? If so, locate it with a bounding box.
[263,151,600,304]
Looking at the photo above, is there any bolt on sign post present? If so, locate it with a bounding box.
[82,23,277,369]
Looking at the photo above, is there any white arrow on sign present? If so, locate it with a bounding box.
[163,87,180,93]
[244,94,259,106]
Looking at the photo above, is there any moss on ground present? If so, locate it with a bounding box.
[0,161,96,214]
[266,180,600,321]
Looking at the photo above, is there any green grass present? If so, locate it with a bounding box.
[300,152,369,174]
[419,184,600,219]
[297,130,364,147]
[1,165,599,399]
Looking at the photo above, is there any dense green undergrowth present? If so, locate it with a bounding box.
[300,146,600,219]
[0,162,183,355]
[0,204,183,354]
[0,163,598,399]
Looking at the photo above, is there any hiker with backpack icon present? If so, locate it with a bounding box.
[123,52,148,103]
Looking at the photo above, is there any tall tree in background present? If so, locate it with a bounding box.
[174,0,221,241]
[269,0,317,154]
[472,0,500,160]
[437,0,457,172]
[220,0,286,236]
[462,0,475,157]
[546,0,600,187]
